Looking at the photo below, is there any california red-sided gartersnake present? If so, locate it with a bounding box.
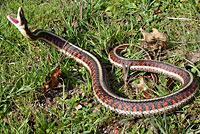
[7,7,198,117]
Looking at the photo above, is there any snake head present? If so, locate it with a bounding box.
[7,7,27,29]
[7,7,29,38]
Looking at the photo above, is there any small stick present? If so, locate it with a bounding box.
[166,17,200,22]
[137,39,200,44]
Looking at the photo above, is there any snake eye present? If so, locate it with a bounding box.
[18,8,27,26]
[20,8,24,17]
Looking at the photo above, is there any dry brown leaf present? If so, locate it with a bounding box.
[140,28,155,43]
[75,104,83,111]
[143,90,154,99]
[93,108,100,113]
[132,76,148,91]
[43,67,62,92]
[140,28,167,43]
[2,116,9,124]
[152,28,167,42]
[186,50,200,63]
[132,76,155,99]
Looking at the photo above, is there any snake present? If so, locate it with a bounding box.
[7,7,198,117]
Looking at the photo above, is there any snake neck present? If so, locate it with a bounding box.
[25,28,36,40]
[22,26,41,41]
[23,28,67,49]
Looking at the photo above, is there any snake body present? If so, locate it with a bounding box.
[7,7,198,117]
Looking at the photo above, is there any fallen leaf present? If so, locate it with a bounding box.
[2,116,9,124]
[93,108,100,113]
[75,104,82,111]
[153,9,163,15]
[140,28,167,43]
[122,65,129,90]
[143,90,154,99]
[152,28,167,42]
[140,28,155,43]
[132,76,155,99]
[132,76,149,91]
[43,66,62,92]
[186,50,200,63]
[72,113,76,117]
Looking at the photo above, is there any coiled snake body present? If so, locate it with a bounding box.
[7,7,198,117]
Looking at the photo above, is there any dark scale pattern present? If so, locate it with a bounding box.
[33,31,198,117]
[107,45,198,116]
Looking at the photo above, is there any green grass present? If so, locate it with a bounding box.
[1,0,200,133]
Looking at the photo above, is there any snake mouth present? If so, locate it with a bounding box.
[7,15,19,25]
[7,7,24,27]
[7,7,30,39]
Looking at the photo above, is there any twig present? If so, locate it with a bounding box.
[137,39,200,44]
[168,41,200,44]
[166,16,200,26]
[166,17,200,22]
[80,4,83,20]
